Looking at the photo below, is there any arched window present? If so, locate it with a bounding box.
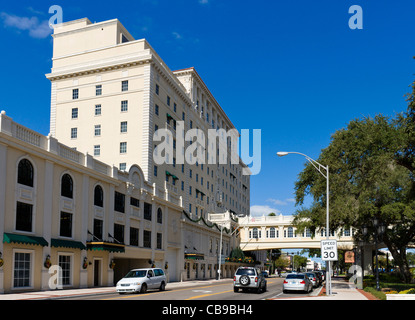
[17,159,34,187]
[252,228,258,239]
[61,174,73,199]
[288,227,294,238]
[157,208,162,224]
[94,185,103,207]
[270,227,276,238]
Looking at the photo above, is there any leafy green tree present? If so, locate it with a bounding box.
[275,256,290,270]
[293,105,415,283]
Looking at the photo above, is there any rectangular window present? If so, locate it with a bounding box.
[144,202,152,221]
[130,197,140,208]
[121,100,128,112]
[122,80,129,92]
[60,211,73,238]
[95,104,102,116]
[120,121,127,133]
[173,103,177,113]
[155,104,159,115]
[157,233,162,250]
[114,191,125,213]
[143,230,151,248]
[119,163,126,171]
[96,85,102,96]
[114,223,125,244]
[16,202,32,232]
[155,84,159,95]
[181,181,184,191]
[72,108,78,119]
[72,88,79,100]
[120,142,127,154]
[93,219,103,241]
[130,227,139,246]
[13,252,31,288]
[167,96,170,106]
[94,125,101,136]
[154,165,158,177]
[58,254,72,286]
[94,145,100,156]
[71,128,77,139]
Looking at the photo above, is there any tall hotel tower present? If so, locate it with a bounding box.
[46,18,250,219]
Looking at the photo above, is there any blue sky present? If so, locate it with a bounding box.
[1,0,415,218]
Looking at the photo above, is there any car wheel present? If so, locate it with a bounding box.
[239,275,250,286]
[140,283,147,293]
[159,282,166,291]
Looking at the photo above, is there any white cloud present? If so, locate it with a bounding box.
[250,205,281,217]
[172,31,183,40]
[199,0,209,4]
[266,198,296,206]
[0,12,52,39]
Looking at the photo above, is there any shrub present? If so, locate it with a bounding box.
[399,288,415,294]
[364,287,386,300]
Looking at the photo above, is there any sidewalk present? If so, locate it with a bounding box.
[275,276,368,300]
[0,278,232,300]
[0,277,368,300]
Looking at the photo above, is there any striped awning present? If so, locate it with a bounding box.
[3,233,48,247]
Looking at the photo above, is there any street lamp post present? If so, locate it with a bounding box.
[362,218,385,291]
[277,151,332,296]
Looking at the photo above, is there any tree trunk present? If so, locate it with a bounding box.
[384,239,412,283]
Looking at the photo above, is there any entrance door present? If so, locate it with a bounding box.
[94,260,101,287]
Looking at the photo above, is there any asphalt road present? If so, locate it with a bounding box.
[61,277,321,300]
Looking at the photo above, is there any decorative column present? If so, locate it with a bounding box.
[0,143,7,293]
[41,160,54,290]
[80,174,89,288]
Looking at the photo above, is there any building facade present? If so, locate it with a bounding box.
[46,18,250,222]
[0,111,242,293]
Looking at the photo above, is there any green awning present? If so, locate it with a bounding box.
[3,233,48,247]
[185,253,205,260]
[166,171,172,176]
[51,238,86,250]
[86,241,125,253]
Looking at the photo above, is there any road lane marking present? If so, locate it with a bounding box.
[185,289,234,300]
[102,283,231,300]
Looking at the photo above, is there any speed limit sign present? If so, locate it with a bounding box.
[321,240,338,261]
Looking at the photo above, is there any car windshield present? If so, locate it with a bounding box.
[124,270,147,278]
[236,268,256,276]
[286,274,305,279]
[306,273,315,277]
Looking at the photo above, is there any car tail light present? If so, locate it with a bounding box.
[313,278,316,281]
[255,277,258,282]
[283,280,288,284]
[234,276,236,281]
[300,280,305,284]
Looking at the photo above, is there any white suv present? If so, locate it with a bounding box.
[116,268,167,294]
[233,267,267,293]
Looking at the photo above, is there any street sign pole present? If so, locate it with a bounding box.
[326,167,331,296]
[321,238,338,296]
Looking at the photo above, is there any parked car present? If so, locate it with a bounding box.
[315,271,324,283]
[116,268,167,294]
[261,271,269,278]
[305,272,319,287]
[283,273,313,293]
[233,267,267,293]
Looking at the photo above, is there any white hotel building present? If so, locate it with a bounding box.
[0,18,252,293]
